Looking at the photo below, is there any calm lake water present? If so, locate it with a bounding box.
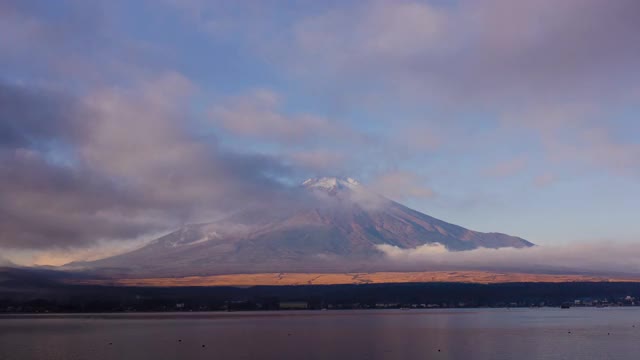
[1,308,640,360]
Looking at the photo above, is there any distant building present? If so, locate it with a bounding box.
[279,301,308,310]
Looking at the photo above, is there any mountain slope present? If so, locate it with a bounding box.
[76,177,533,277]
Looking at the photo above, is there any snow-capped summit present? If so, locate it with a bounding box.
[302,176,360,190]
[302,176,361,192]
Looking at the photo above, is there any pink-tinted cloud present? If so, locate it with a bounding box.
[209,89,359,144]
[483,157,528,178]
[369,171,435,202]
[0,0,155,86]
[533,173,555,188]
[288,149,346,173]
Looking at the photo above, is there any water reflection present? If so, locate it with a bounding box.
[1,308,639,360]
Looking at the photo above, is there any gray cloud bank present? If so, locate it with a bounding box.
[291,0,640,104]
[0,75,295,250]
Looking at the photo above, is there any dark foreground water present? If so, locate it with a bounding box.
[1,308,640,360]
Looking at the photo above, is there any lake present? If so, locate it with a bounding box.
[1,308,640,359]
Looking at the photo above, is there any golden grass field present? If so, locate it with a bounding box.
[72,271,640,287]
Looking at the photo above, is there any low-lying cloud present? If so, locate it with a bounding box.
[0,255,13,267]
[377,242,640,276]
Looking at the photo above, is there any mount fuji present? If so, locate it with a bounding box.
[74,177,533,277]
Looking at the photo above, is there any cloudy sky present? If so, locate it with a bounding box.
[1,0,639,266]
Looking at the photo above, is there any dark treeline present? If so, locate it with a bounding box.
[2,277,640,313]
